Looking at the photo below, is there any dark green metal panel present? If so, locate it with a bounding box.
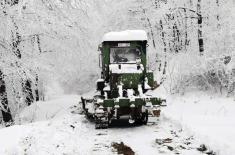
[146,72,154,88]
[118,98,130,107]
[110,88,119,98]
[135,98,145,106]
[102,44,110,80]
[118,73,143,89]
[110,73,143,98]
[103,99,114,107]
[150,97,162,105]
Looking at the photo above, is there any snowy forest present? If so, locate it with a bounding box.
[0,0,235,154]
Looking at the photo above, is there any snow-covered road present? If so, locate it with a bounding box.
[0,94,231,155]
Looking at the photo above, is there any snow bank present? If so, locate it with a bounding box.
[1,93,233,155]
[102,30,148,42]
[163,92,235,155]
[0,95,97,155]
[0,125,32,154]
[0,114,96,155]
[17,95,80,124]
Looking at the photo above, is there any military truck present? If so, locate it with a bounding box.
[81,30,165,129]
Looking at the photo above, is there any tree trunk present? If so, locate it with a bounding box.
[0,70,13,126]
[11,18,35,105]
[197,0,204,55]
[34,34,42,101]
[143,9,156,49]
[22,80,34,106]
[159,20,167,83]
[216,0,220,28]
[35,74,39,101]
[183,6,188,51]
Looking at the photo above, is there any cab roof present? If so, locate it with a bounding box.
[102,30,148,42]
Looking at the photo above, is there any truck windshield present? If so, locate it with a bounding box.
[110,48,141,63]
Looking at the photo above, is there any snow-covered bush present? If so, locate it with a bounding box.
[145,0,235,95]
[165,53,235,95]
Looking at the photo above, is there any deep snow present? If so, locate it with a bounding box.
[0,92,234,155]
[164,92,235,155]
